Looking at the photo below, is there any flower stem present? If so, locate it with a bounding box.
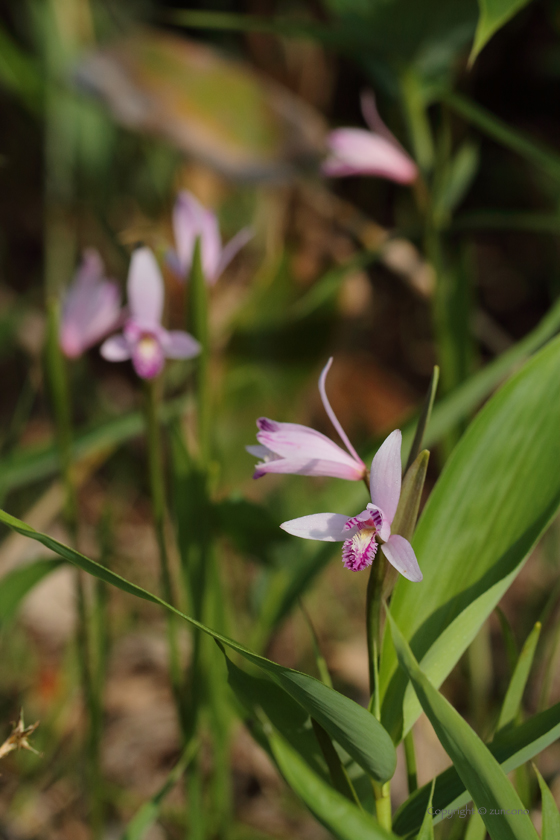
[372,780,392,831]
[45,301,103,837]
[144,379,184,725]
[366,551,387,706]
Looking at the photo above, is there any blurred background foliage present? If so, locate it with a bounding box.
[1,0,560,838]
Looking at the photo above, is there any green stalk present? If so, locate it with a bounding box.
[144,380,184,725]
[366,551,392,830]
[45,302,103,837]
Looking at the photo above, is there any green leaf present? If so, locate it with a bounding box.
[470,0,535,65]
[496,622,541,733]
[394,702,560,834]
[387,610,539,840]
[381,335,560,741]
[533,765,560,840]
[404,368,439,474]
[266,723,398,840]
[225,654,329,780]
[120,739,197,840]
[0,509,396,785]
[0,559,64,628]
[0,396,188,497]
[401,573,523,735]
[416,781,435,840]
[443,92,560,182]
[465,810,487,840]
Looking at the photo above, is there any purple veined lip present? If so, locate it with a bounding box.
[279,429,423,582]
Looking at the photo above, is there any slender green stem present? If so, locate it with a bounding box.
[372,780,392,831]
[46,302,103,836]
[366,551,387,704]
[144,380,184,725]
[403,730,418,794]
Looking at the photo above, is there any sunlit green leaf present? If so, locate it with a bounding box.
[534,765,560,840]
[381,335,560,741]
[387,610,539,840]
[0,509,396,784]
[393,701,560,835]
[496,622,541,733]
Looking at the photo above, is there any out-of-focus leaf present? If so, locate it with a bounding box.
[215,497,287,565]
[388,611,539,840]
[393,702,560,835]
[0,396,188,497]
[381,335,560,741]
[0,24,42,111]
[433,141,479,227]
[0,559,64,628]
[120,739,197,840]
[534,765,560,840]
[444,92,560,182]
[454,211,560,233]
[75,29,326,181]
[267,724,398,840]
[404,368,438,473]
[0,509,397,785]
[289,251,381,321]
[470,0,536,65]
[496,622,541,733]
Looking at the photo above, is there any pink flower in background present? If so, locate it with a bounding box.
[247,357,366,481]
[170,190,252,284]
[322,91,418,184]
[281,430,422,581]
[100,247,200,379]
[59,249,122,358]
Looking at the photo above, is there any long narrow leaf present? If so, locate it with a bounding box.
[266,723,398,840]
[533,765,560,840]
[387,610,539,840]
[395,701,560,835]
[0,509,396,784]
[496,622,541,733]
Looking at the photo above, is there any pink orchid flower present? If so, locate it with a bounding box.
[59,249,122,358]
[170,190,252,285]
[247,358,366,481]
[322,91,418,184]
[281,429,422,581]
[100,247,201,379]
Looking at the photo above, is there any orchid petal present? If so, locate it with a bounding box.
[214,227,253,281]
[360,90,403,148]
[382,535,422,582]
[370,430,402,523]
[172,191,204,276]
[323,129,417,184]
[100,334,132,362]
[253,457,365,481]
[256,417,363,473]
[280,513,357,542]
[318,358,364,466]
[127,248,164,326]
[199,207,222,281]
[245,444,276,459]
[162,330,201,360]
